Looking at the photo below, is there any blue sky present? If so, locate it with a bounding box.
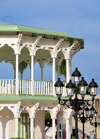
[0,0,100,94]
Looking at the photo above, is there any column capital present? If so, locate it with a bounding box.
[62,48,71,60]
[63,108,74,120]
[26,102,39,118]
[14,101,25,118]
[45,104,60,119]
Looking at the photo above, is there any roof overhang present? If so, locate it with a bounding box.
[0,21,84,49]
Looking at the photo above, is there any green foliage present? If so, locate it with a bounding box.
[45,112,57,127]
[19,61,28,79]
[69,38,84,49]
[86,86,90,94]
[19,61,28,94]
[70,137,75,139]
[47,59,66,79]
[45,112,52,127]
[10,138,23,139]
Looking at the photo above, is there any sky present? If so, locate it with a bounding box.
[0,0,100,94]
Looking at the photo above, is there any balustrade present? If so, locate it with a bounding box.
[34,80,53,95]
[0,79,67,96]
[0,79,15,95]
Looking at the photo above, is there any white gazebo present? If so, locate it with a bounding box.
[0,21,84,139]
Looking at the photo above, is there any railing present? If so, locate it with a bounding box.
[0,79,15,95]
[34,80,53,95]
[0,79,67,96]
[19,79,31,95]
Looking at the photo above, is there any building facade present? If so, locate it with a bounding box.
[0,21,84,139]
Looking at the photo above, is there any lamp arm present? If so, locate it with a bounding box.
[90,122,100,127]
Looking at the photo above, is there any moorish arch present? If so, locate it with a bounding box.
[19,46,30,64]
[0,106,15,139]
[0,44,15,63]
[35,49,51,80]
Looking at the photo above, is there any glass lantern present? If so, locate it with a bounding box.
[85,107,89,117]
[71,68,82,85]
[89,79,98,97]
[66,80,75,98]
[54,78,64,95]
[90,106,95,115]
[78,77,88,96]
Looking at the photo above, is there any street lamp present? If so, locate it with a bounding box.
[54,68,98,139]
[73,106,95,139]
[90,111,100,139]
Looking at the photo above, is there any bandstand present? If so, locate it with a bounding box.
[0,21,84,139]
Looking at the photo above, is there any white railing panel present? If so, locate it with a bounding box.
[0,79,67,96]
[19,80,32,95]
[34,80,53,95]
[0,79,15,95]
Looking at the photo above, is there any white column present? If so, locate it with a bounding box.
[13,67,16,79]
[53,57,55,96]
[66,118,71,139]
[15,117,18,138]
[61,114,63,139]
[41,66,43,81]
[66,59,70,83]
[30,118,34,139]
[31,55,34,95]
[52,118,56,139]
[16,54,19,95]
[57,66,60,79]
[57,117,59,139]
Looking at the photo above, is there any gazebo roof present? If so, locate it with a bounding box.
[0,21,84,49]
[0,21,69,37]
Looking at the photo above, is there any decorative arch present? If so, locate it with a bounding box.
[0,44,15,63]
[19,47,30,64]
[56,50,64,66]
[0,106,14,117]
[0,43,15,52]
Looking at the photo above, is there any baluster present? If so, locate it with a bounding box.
[51,82,53,95]
[28,81,29,94]
[41,81,43,95]
[44,82,45,95]
[5,80,7,94]
[29,81,32,94]
[29,80,30,94]
[50,82,52,95]
[34,81,36,95]
[0,80,1,94]
[23,80,24,94]
[39,81,40,95]
[24,80,26,94]
[46,82,47,95]
[8,80,10,94]
[27,81,28,94]
[11,80,13,94]
[20,80,21,95]
[22,80,24,94]
[26,80,27,94]
[2,80,4,94]
[48,82,49,95]
[37,81,38,95]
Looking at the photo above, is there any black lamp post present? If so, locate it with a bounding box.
[90,111,100,139]
[54,68,98,139]
[73,106,95,139]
